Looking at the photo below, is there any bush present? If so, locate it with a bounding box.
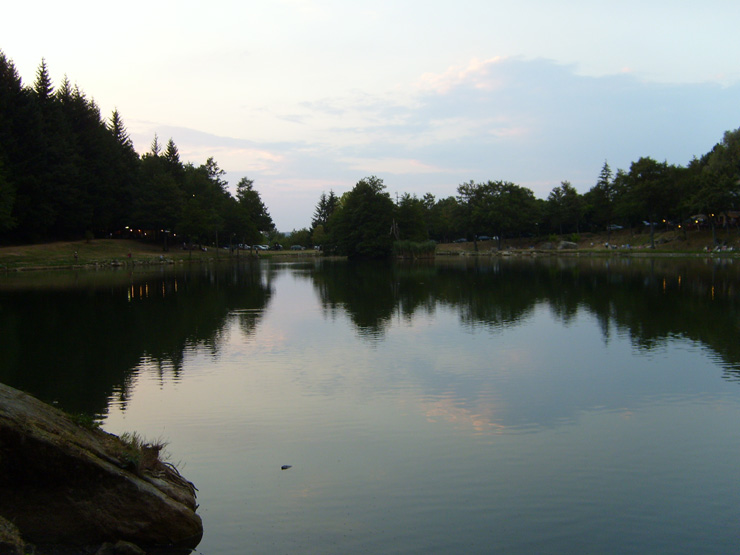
[393,240,437,258]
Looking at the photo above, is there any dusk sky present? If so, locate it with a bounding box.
[3,1,740,231]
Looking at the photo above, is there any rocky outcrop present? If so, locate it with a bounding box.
[0,382,202,551]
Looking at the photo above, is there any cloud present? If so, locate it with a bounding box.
[418,56,508,94]
[341,157,447,175]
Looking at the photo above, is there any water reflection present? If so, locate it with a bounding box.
[0,263,272,414]
[311,257,740,374]
[1,256,739,417]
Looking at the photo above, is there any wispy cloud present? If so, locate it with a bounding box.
[341,157,447,175]
[418,56,508,94]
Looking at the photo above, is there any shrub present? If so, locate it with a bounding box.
[393,240,436,258]
[119,431,169,474]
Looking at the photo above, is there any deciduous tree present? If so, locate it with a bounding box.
[329,176,395,259]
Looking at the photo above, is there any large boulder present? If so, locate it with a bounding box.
[0,383,202,550]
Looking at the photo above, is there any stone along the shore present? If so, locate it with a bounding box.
[0,382,203,550]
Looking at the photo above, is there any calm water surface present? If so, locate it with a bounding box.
[2,256,740,554]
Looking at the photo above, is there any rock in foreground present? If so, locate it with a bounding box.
[0,383,202,551]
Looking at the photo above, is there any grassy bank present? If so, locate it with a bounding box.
[0,239,317,270]
[437,227,740,256]
[2,227,738,271]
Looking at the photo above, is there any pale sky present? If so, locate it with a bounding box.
[3,1,740,231]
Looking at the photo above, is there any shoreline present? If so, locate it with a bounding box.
[1,230,738,272]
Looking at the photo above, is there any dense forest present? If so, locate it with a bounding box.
[1,51,738,258]
[0,52,273,248]
[311,127,739,257]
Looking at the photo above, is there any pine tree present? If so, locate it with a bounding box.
[56,75,73,105]
[150,133,161,156]
[592,160,617,236]
[33,58,54,101]
[163,138,180,166]
[108,109,134,151]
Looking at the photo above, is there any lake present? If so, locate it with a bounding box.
[1,255,740,554]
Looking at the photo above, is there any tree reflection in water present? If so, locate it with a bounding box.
[1,256,738,416]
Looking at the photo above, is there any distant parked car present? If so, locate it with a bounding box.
[607,224,623,231]
[452,238,467,243]
[477,235,492,241]
[290,245,306,250]
[254,245,268,250]
[270,244,283,250]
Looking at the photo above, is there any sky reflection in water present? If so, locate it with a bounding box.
[92,259,740,554]
[2,257,740,553]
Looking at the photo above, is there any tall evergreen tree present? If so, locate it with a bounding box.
[311,190,339,231]
[33,58,53,102]
[108,109,133,150]
[56,75,73,105]
[163,138,180,166]
[150,133,161,156]
[590,160,617,238]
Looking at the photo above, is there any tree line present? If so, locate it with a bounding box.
[1,52,738,256]
[306,128,739,258]
[0,53,273,247]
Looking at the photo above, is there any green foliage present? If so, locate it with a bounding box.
[690,127,740,244]
[234,176,274,245]
[0,51,274,247]
[329,176,395,259]
[393,240,436,258]
[287,227,311,248]
[394,193,429,242]
[547,181,583,234]
[33,58,53,101]
[312,190,339,232]
[590,160,616,229]
[118,432,169,474]
[1,49,739,247]
[312,224,328,247]
[426,196,461,242]
[457,179,540,246]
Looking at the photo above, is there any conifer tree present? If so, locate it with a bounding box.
[108,109,134,151]
[33,58,54,101]
[150,133,161,156]
[163,138,180,166]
